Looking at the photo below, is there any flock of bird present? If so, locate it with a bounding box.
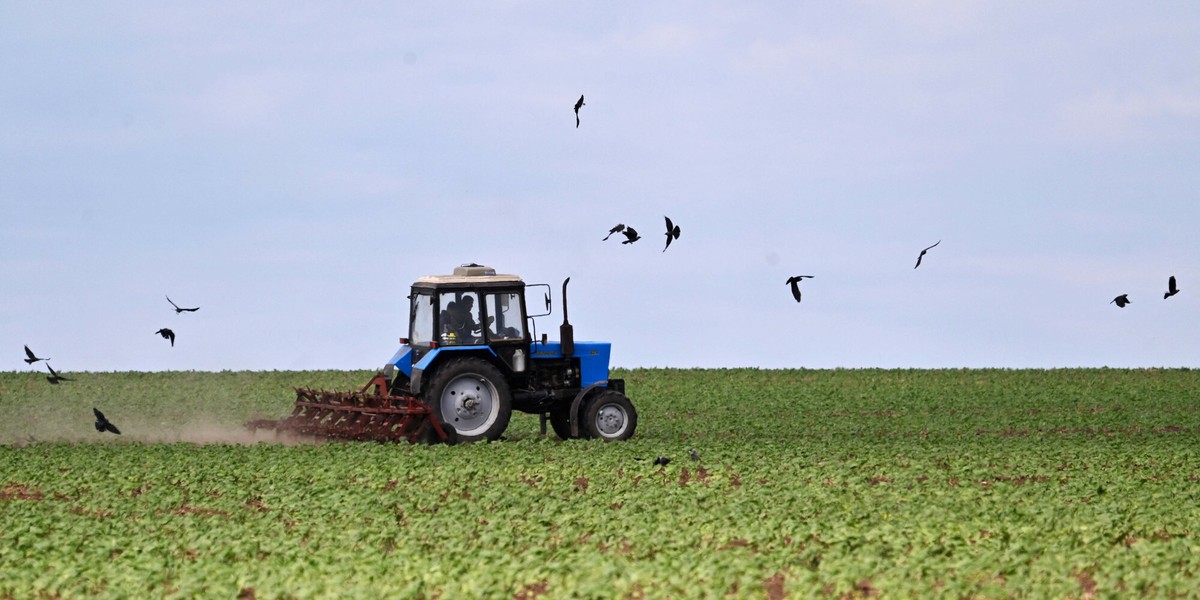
[579,95,956,304]
[22,295,201,436]
[602,216,681,252]
[1111,275,1181,308]
[578,94,1188,311]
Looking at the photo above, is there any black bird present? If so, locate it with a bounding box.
[603,224,625,241]
[574,94,585,128]
[1164,276,1180,299]
[93,408,121,435]
[156,328,176,346]
[23,345,48,364]
[1111,294,1130,308]
[786,275,815,303]
[653,456,671,467]
[689,448,700,461]
[914,240,941,269]
[45,363,72,384]
[621,227,641,244]
[662,216,681,252]
[166,296,199,313]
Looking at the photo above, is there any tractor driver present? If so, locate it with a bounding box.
[450,294,481,344]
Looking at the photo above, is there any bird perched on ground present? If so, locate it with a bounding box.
[621,227,641,244]
[23,345,48,364]
[603,224,625,241]
[914,240,940,269]
[45,363,72,384]
[689,448,700,461]
[786,275,815,303]
[166,296,199,313]
[1164,276,1180,299]
[574,94,585,128]
[93,408,121,435]
[1111,294,1130,308]
[662,216,681,252]
[653,456,671,467]
[156,328,176,346]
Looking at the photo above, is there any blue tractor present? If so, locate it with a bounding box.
[386,264,636,442]
[251,264,637,444]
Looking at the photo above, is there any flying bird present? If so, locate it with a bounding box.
[166,296,199,313]
[653,456,671,467]
[156,328,176,346]
[621,227,641,244]
[914,240,941,269]
[574,94,585,128]
[662,216,681,252]
[602,224,625,241]
[45,363,72,384]
[93,408,121,435]
[786,275,815,303]
[1164,276,1180,299]
[1111,294,1130,308]
[23,345,48,364]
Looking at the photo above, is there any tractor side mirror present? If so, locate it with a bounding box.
[526,283,552,318]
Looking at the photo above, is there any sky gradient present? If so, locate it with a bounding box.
[3,2,1199,372]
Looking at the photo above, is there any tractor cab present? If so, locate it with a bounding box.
[405,264,530,373]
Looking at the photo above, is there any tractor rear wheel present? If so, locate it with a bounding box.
[425,358,511,442]
[583,390,637,441]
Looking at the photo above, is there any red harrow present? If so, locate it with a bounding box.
[246,373,457,444]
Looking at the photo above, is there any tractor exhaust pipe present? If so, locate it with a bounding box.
[560,277,574,356]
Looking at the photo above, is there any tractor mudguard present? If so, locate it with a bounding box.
[410,345,499,395]
[569,379,616,438]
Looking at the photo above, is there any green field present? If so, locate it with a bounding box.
[3,368,1200,598]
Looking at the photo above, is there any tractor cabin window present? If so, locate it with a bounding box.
[485,292,525,342]
[439,291,482,345]
[411,292,435,347]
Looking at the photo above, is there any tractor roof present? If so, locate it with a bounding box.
[413,264,523,287]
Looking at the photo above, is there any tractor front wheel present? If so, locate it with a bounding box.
[426,358,512,443]
[583,391,637,441]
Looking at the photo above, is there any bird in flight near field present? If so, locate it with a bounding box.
[621,227,641,244]
[662,216,681,252]
[23,345,48,364]
[574,94,585,128]
[1111,294,1130,308]
[653,456,671,467]
[914,240,940,269]
[603,224,625,241]
[93,408,121,435]
[786,275,814,303]
[45,363,72,384]
[1164,276,1180,299]
[166,296,199,313]
[156,328,176,346]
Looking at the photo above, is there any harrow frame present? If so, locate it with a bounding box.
[247,372,456,444]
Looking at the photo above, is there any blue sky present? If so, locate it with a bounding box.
[3,2,1199,372]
